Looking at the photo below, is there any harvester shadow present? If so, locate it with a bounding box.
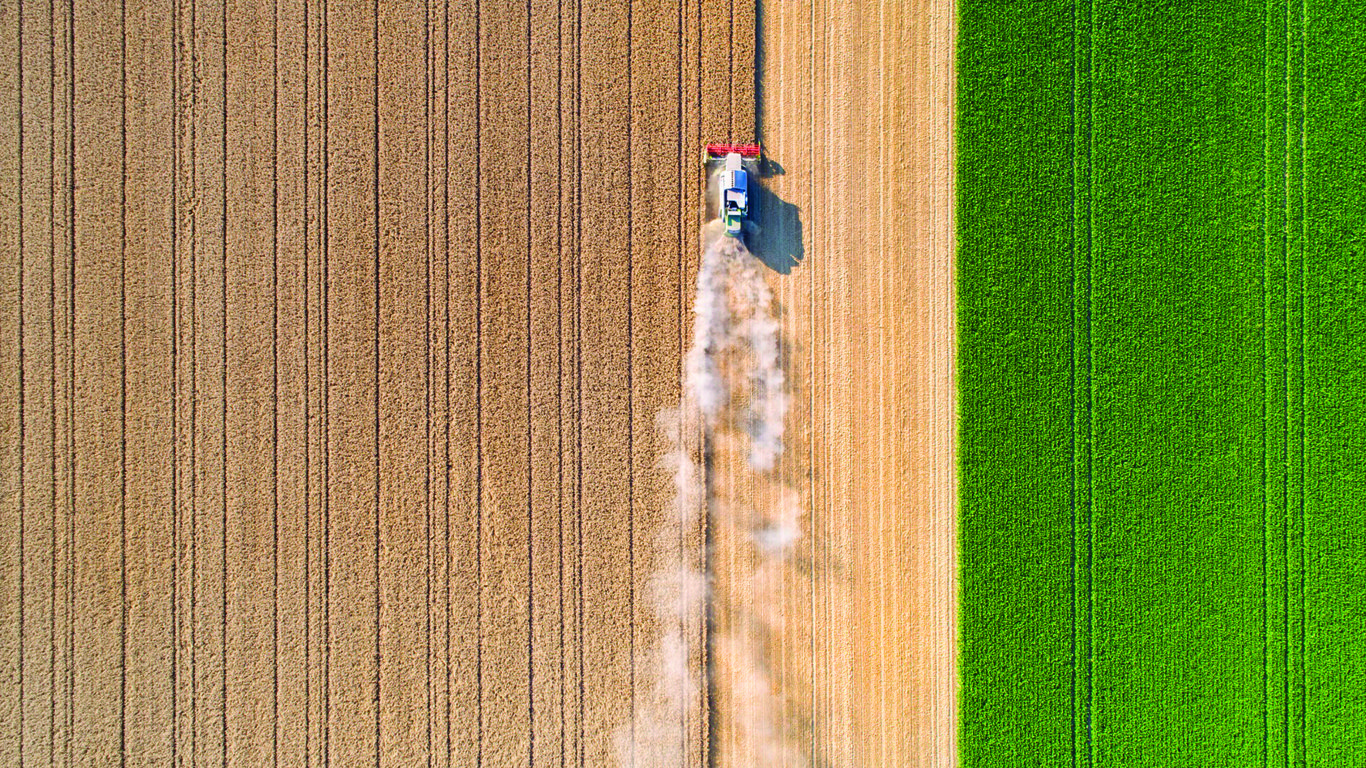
[749,180,804,275]
[751,0,804,275]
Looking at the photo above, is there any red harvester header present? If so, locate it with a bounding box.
[705,143,762,158]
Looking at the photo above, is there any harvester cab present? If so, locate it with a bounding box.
[706,143,761,238]
[721,155,748,236]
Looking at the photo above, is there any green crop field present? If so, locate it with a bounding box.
[958,0,1366,764]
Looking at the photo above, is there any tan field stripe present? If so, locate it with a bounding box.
[443,0,482,761]
[528,0,568,761]
[577,0,632,761]
[49,0,76,761]
[627,0,688,761]
[476,0,533,759]
[2,0,20,762]
[123,0,177,759]
[376,0,431,762]
[69,0,125,761]
[192,0,230,758]
[224,0,278,756]
[272,0,309,757]
[17,0,57,763]
[422,0,454,759]
[302,0,331,761]
[324,0,380,761]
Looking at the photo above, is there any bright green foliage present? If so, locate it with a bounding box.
[957,0,1366,764]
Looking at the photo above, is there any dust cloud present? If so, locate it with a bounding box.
[617,220,806,767]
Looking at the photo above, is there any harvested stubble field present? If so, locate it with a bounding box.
[960,0,1366,764]
[0,0,955,765]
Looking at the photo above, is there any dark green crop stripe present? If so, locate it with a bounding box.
[957,1,1366,764]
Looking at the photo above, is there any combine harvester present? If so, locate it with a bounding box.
[706,143,761,239]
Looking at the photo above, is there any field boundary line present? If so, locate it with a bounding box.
[1278,0,1289,759]
[1297,0,1307,757]
[1085,1,1095,762]
[1260,0,1270,760]
[1069,0,1078,759]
